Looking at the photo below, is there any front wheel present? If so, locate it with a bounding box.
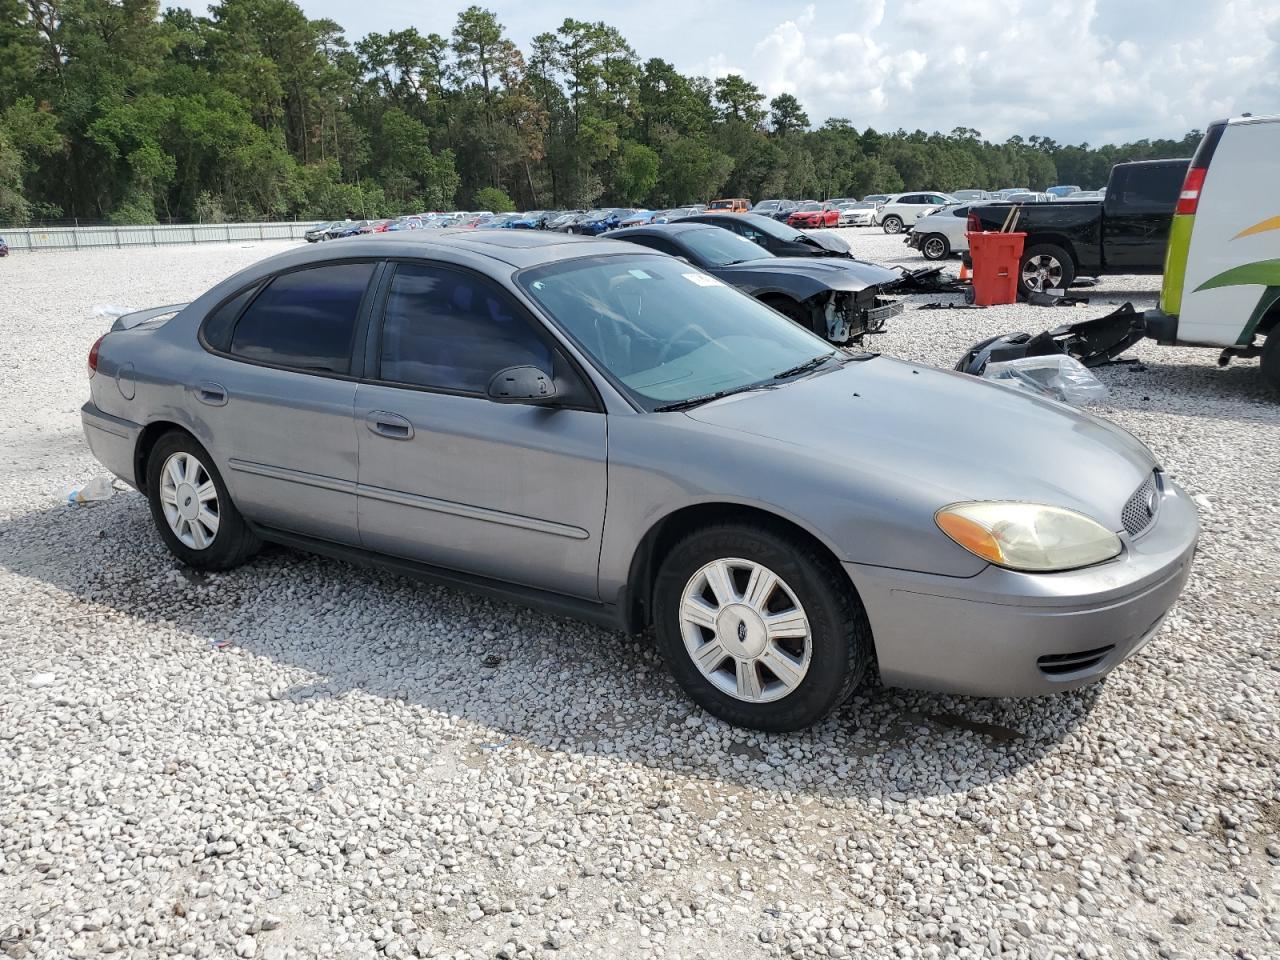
[653,522,872,731]
[881,215,903,235]
[920,233,950,260]
[146,431,259,571]
[1019,243,1075,295]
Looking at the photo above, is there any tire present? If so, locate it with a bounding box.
[652,521,872,731]
[920,233,950,260]
[1261,332,1280,392]
[145,431,260,571]
[881,215,904,235]
[1018,243,1075,296]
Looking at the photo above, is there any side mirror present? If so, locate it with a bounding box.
[486,365,558,404]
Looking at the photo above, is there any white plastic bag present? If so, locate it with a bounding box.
[92,304,139,320]
[60,476,117,505]
[983,354,1108,405]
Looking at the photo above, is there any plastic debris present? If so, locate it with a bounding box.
[61,476,117,505]
[956,303,1146,375]
[92,304,139,320]
[982,354,1109,405]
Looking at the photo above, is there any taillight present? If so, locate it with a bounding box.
[88,334,105,377]
[1176,166,1206,215]
[967,211,981,232]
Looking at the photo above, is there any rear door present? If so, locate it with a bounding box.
[195,260,379,544]
[353,261,608,600]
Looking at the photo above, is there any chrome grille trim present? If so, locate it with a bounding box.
[1121,470,1160,537]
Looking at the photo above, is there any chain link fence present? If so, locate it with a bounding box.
[0,221,315,253]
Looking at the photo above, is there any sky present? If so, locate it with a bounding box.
[177,0,1279,144]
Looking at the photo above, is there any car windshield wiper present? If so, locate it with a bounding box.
[773,351,838,380]
[653,383,767,412]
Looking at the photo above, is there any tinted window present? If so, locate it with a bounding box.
[378,264,555,393]
[619,234,685,257]
[1119,163,1188,209]
[680,228,772,266]
[229,262,374,373]
[202,283,261,352]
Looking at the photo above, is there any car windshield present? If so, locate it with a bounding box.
[753,201,780,211]
[518,254,832,408]
[796,202,821,212]
[681,228,773,266]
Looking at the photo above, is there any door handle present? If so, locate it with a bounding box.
[194,381,228,406]
[366,410,414,440]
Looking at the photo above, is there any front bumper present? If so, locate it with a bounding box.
[82,401,143,489]
[844,480,1199,697]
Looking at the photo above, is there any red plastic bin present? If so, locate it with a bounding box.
[966,231,1025,305]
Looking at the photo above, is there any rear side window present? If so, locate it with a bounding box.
[229,262,375,374]
[202,283,260,352]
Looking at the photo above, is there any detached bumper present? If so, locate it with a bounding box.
[845,481,1199,697]
[81,401,143,488]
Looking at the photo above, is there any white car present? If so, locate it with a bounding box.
[905,204,979,260]
[837,201,878,226]
[876,192,958,234]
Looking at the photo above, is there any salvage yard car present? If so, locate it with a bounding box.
[609,222,901,343]
[876,192,957,234]
[969,158,1190,294]
[81,230,1199,732]
[906,204,980,260]
[786,201,840,229]
[837,202,878,227]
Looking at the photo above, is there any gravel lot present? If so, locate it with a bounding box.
[1,231,1278,960]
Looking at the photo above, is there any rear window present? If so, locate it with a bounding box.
[202,284,261,352]
[1109,161,1189,211]
[228,262,376,373]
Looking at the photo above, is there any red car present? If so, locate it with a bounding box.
[787,201,840,229]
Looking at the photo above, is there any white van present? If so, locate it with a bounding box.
[1146,114,1280,388]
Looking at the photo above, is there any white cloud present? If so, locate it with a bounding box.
[692,0,1280,141]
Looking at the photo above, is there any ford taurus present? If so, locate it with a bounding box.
[81,230,1199,731]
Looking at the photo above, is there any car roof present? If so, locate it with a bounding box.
[611,223,715,236]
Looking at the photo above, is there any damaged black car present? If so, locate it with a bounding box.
[608,223,903,345]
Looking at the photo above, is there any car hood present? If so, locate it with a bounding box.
[795,231,850,255]
[719,256,901,291]
[686,357,1156,527]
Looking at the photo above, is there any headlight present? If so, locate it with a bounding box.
[935,502,1122,572]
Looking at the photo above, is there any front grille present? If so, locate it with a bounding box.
[1121,471,1161,537]
[1037,644,1116,676]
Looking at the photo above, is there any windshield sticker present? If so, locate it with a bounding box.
[628,269,653,280]
[682,273,722,287]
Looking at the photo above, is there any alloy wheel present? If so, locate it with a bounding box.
[923,236,947,259]
[1021,254,1064,292]
[678,557,812,703]
[158,451,220,549]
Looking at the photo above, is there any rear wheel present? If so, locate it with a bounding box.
[653,522,872,731]
[145,431,259,570]
[1019,243,1075,295]
[882,215,904,235]
[920,233,950,260]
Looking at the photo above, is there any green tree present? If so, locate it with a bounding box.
[473,185,514,211]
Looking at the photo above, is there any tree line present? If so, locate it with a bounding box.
[0,0,1204,225]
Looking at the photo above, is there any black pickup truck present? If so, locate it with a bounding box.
[967,158,1190,295]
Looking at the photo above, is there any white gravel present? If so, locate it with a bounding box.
[1,234,1278,960]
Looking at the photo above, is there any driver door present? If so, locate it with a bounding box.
[354,262,608,600]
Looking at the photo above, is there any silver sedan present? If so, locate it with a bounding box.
[81,230,1198,731]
